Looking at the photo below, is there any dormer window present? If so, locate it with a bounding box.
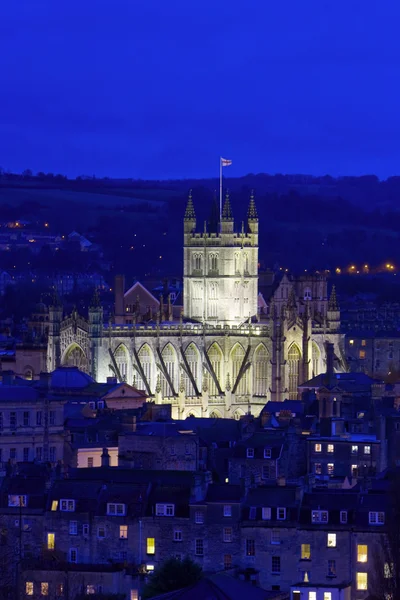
[60,499,75,512]
[247,448,254,458]
[107,503,126,516]
[277,507,286,520]
[8,495,27,507]
[264,448,272,459]
[369,511,385,525]
[156,504,174,517]
[312,510,328,523]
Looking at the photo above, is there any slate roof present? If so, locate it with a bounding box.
[262,400,304,415]
[204,484,242,503]
[244,485,301,508]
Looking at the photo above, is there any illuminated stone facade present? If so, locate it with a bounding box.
[47,192,345,419]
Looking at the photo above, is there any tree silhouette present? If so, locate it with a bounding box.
[141,556,202,599]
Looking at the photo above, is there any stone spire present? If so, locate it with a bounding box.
[328,285,339,311]
[184,189,196,220]
[90,287,101,309]
[247,190,258,220]
[222,190,233,220]
[287,286,297,311]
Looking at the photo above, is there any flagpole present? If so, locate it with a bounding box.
[219,156,222,228]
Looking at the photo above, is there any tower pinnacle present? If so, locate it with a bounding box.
[222,190,233,220]
[184,189,196,220]
[247,190,258,220]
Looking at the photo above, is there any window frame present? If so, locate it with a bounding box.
[262,507,271,520]
[60,499,75,513]
[277,507,286,520]
[107,502,126,516]
[246,448,254,459]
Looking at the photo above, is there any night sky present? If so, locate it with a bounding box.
[1,1,400,180]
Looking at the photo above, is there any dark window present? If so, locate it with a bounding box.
[272,556,281,574]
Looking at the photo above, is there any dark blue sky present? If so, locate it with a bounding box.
[1,1,400,179]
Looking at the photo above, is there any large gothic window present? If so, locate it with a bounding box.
[208,282,218,318]
[183,344,200,397]
[288,344,301,399]
[114,345,128,382]
[161,344,177,398]
[192,281,203,318]
[253,345,268,396]
[312,343,320,377]
[209,253,219,272]
[208,343,222,397]
[234,253,240,274]
[193,253,202,273]
[135,344,153,392]
[232,344,248,395]
[244,252,249,274]
[304,287,312,301]
[62,344,88,372]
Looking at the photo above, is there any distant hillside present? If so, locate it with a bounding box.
[0,173,400,279]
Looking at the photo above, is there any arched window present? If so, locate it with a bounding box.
[135,344,152,392]
[24,368,34,381]
[253,345,268,396]
[62,344,88,372]
[183,344,199,397]
[161,344,177,398]
[312,343,320,377]
[304,287,312,301]
[208,343,222,397]
[209,411,221,419]
[244,252,249,274]
[288,344,301,399]
[234,253,240,274]
[114,345,128,381]
[209,253,219,272]
[193,253,202,272]
[232,344,248,395]
[208,282,218,318]
[192,281,203,318]
[233,410,243,421]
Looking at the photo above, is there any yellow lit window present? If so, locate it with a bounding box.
[357,544,368,562]
[26,582,34,596]
[323,594,332,600]
[327,533,336,547]
[309,593,316,600]
[301,543,311,560]
[47,533,55,550]
[147,537,155,555]
[130,591,139,600]
[51,501,58,511]
[327,444,334,453]
[357,572,368,590]
[314,443,322,453]
[349,339,354,345]
[86,585,95,595]
[361,339,366,346]
[359,350,366,359]
[41,583,49,596]
[120,525,128,539]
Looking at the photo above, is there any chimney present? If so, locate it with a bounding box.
[326,342,334,376]
[114,275,125,324]
[101,448,110,468]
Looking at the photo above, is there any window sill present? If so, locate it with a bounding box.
[299,558,311,562]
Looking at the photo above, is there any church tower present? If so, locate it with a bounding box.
[183,190,259,325]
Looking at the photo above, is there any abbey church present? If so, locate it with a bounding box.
[47,192,345,419]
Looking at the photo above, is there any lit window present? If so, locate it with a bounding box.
[8,495,27,507]
[357,572,368,590]
[147,537,155,555]
[41,583,49,596]
[369,511,385,525]
[327,533,336,547]
[60,499,75,512]
[262,507,271,520]
[314,443,322,453]
[271,530,280,544]
[223,527,232,542]
[86,585,96,595]
[340,511,348,524]
[364,445,371,455]
[361,339,366,346]
[323,594,332,600]
[130,591,139,600]
[327,444,334,453]
[357,544,368,562]
[195,511,204,524]
[359,350,366,359]
[277,507,286,520]
[223,505,232,517]
[47,533,55,550]
[146,564,154,572]
[51,501,58,511]
[87,457,94,468]
[309,593,316,600]
[349,339,354,345]
[120,525,128,539]
[174,529,182,542]
[26,582,34,596]
[351,445,358,454]
[352,464,358,476]
[301,543,311,560]
[327,463,334,475]
[247,448,254,458]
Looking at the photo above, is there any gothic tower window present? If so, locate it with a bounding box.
[232,344,248,395]
[193,253,202,273]
[208,343,222,397]
[62,343,88,372]
[312,343,320,377]
[234,253,240,275]
[114,345,128,381]
[253,345,268,396]
[161,344,177,398]
[244,252,249,274]
[234,282,240,318]
[192,281,203,318]
[208,282,218,318]
[209,253,219,273]
[183,344,200,397]
[135,344,152,391]
[288,344,301,400]
[304,287,312,301]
